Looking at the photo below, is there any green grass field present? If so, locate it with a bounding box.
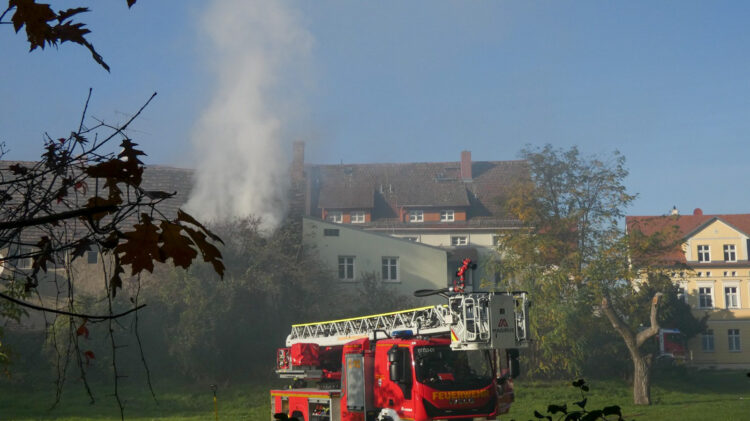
[0,370,748,420]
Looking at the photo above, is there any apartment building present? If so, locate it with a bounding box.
[627,208,750,369]
[293,143,525,290]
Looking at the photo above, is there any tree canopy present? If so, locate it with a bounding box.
[495,144,705,404]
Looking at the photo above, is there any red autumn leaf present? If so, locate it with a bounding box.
[84,196,122,223]
[182,226,225,278]
[84,350,95,365]
[56,7,88,23]
[74,180,88,194]
[177,210,223,244]
[71,238,93,260]
[114,215,163,274]
[159,221,197,269]
[76,323,89,339]
[8,163,29,175]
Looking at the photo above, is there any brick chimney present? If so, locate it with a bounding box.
[288,141,307,228]
[460,150,472,181]
[292,141,305,181]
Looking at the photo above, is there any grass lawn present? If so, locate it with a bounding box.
[505,369,750,421]
[0,369,748,420]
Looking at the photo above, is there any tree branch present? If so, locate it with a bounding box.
[601,296,637,353]
[0,204,117,230]
[636,292,662,347]
[0,291,145,321]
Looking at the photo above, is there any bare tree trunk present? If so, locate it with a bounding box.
[632,352,652,405]
[601,293,662,406]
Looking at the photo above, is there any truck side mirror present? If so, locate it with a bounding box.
[507,349,520,379]
[388,345,399,362]
[388,345,402,382]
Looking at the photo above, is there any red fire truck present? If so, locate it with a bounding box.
[655,328,687,364]
[271,275,530,421]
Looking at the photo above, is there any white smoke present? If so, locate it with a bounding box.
[186,0,312,230]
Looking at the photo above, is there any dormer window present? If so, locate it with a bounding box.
[351,211,365,224]
[724,244,736,262]
[697,245,710,262]
[408,210,424,223]
[440,210,455,222]
[327,211,343,224]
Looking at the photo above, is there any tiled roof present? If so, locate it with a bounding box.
[309,160,526,226]
[626,212,750,265]
[1,161,194,246]
[140,165,193,219]
[626,213,750,238]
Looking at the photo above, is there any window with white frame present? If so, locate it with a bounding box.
[338,256,355,281]
[327,211,343,224]
[451,236,468,246]
[382,257,399,282]
[440,210,455,222]
[697,245,710,262]
[698,285,714,308]
[728,329,741,352]
[677,283,688,303]
[351,211,365,224]
[701,329,714,352]
[87,250,98,264]
[408,210,424,223]
[724,244,736,262]
[724,285,740,309]
[16,246,32,269]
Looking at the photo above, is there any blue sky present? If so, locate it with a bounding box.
[2,0,750,217]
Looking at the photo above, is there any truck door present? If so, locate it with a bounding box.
[376,345,414,418]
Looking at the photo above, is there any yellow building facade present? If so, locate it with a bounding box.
[627,210,750,369]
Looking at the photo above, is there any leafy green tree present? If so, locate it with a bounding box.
[495,145,704,405]
[140,218,347,381]
[496,144,633,377]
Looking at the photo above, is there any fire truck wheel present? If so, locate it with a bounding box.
[376,408,400,421]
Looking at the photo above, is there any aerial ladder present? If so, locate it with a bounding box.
[272,259,531,421]
[278,258,530,380]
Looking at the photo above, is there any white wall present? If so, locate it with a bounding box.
[303,218,449,302]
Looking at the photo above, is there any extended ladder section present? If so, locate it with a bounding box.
[286,292,530,351]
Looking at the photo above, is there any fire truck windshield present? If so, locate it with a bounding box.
[414,346,492,390]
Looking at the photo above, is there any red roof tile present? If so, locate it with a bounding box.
[626,212,750,265]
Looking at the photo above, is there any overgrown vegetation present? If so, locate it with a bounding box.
[1,216,420,394]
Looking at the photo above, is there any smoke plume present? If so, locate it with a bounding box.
[186,0,312,230]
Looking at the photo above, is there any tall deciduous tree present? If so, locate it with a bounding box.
[495,144,704,405]
[496,144,633,376]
